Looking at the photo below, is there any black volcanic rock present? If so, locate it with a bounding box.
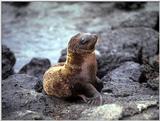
[19,57,51,80]
[101,61,157,97]
[2,74,53,120]
[2,45,16,80]
[96,27,158,78]
[114,2,146,10]
[9,2,30,8]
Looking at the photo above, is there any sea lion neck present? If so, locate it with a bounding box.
[66,51,87,67]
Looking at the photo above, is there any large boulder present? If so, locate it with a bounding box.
[2,45,16,80]
[19,57,51,80]
[96,49,139,78]
[101,61,157,97]
[97,27,159,78]
[98,27,159,59]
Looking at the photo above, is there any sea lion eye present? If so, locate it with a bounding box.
[80,37,88,44]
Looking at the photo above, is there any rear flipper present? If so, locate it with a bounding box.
[73,82,103,105]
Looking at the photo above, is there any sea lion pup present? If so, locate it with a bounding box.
[43,33,103,105]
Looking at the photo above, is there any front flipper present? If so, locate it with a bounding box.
[72,82,103,105]
[92,77,103,92]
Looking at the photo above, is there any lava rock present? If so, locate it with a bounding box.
[113,11,159,31]
[98,27,159,59]
[147,76,159,90]
[2,110,52,120]
[80,100,158,120]
[141,55,159,85]
[101,62,156,97]
[121,100,159,120]
[2,45,16,80]
[114,2,146,10]
[80,104,123,120]
[96,50,138,78]
[97,27,158,78]
[8,2,30,8]
[123,107,159,120]
[19,58,51,93]
[19,57,51,80]
[148,55,159,71]
[2,74,54,120]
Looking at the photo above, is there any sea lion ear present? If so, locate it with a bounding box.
[73,33,81,38]
[69,33,81,43]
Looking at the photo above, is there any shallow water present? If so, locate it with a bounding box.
[2,2,158,72]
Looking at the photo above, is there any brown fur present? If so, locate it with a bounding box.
[43,33,103,104]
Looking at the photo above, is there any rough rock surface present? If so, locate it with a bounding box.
[101,62,157,97]
[96,27,158,78]
[80,100,158,120]
[2,45,16,80]
[113,11,159,30]
[18,58,51,93]
[80,103,123,120]
[114,2,146,10]
[147,76,159,90]
[2,74,54,120]
[98,27,159,58]
[2,74,93,120]
[141,55,159,90]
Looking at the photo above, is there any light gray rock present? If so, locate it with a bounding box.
[80,100,158,120]
[80,104,123,120]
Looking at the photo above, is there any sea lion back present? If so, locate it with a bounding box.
[43,65,72,97]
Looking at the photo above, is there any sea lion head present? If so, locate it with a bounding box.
[68,33,98,54]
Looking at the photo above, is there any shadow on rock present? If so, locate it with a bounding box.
[2,45,16,80]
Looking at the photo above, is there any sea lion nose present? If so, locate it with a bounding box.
[80,33,98,44]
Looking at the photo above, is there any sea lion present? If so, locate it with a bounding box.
[43,33,103,105]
